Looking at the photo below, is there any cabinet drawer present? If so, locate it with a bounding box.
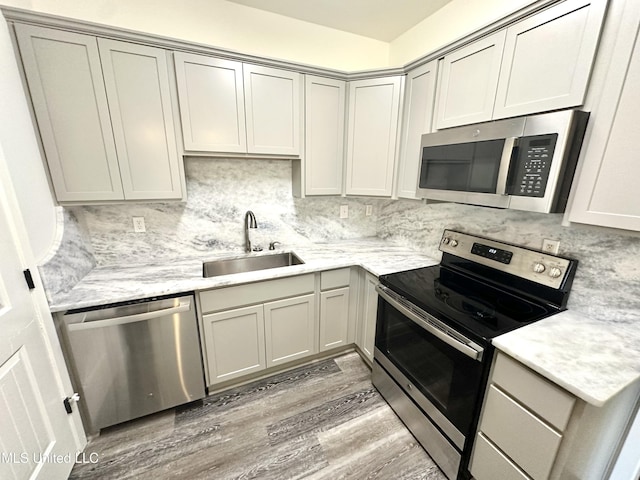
[492,353,575,431]
[470,432,529,480]
[320,268,351,290]
[480,385,561,479]
[199,274,314,313]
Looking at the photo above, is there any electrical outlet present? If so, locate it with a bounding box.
[365,205,373,216]
[132,216,146,233]
[339,205,349,219]
[542,238,560,254]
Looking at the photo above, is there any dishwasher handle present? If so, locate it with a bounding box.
[66,298,192,332]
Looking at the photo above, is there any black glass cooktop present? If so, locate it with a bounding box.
[379,265,557,342]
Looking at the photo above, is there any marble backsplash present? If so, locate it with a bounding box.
[41,157,639,322]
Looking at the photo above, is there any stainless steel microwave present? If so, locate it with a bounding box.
[416,110,589,213]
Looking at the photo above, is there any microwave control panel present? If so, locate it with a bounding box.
[508,134,558,197]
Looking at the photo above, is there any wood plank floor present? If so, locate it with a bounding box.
[69,352,446,479]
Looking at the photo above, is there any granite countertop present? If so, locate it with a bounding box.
[48,238,640,408]
[48,238,440,313]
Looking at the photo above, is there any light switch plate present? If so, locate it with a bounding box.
[339,205,348,219]
[365,205,373,216]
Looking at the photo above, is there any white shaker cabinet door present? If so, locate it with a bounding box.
[568,0,640,231]
[174,52,247,153]
[397,60,438,199]
[264,294,317,368]
[357,272,379,362]
[493,0,608,119]
[244,64,301,156]
[319,287,350,352]
[15,25,124,202]
[202,305,266,385]
[435,30,506,129]
[345,76,403,197]
[98,39,183,200]
[304,75,346,195]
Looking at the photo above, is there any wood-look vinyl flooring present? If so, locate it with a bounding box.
[69,352,446,479]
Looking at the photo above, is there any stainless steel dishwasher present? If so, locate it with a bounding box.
[61,294,206,433]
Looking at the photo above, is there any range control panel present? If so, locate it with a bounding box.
[508,134,558,197]
[440,229,573,289]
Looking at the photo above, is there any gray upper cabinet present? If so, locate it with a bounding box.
[345,76,403,197]
[435,31,506,130]
[434,0,607,129]
[16,25,183,203]
[568,0,640,231]
[396,61,438,199]
[15,25,123,202]
[493,0,608,119]
[98,39,182,200]
[173,56,301,156]
[244,64,302,156]
[173,52,247,153]
[304,75,346,195]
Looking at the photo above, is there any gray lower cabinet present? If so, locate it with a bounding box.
[357,271,378,362]
[199,274,317,387]
[319,268,353,352]
[15,24,183,203]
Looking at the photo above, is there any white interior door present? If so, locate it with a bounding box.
[0,144,85,479]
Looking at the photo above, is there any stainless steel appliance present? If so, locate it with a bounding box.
[416,110,589,212]
[61,294,206,433]
[372,230,578,479]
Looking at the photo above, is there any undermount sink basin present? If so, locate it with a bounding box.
[203,252,304,278]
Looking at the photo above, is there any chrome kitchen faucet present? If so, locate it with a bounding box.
[244,210,260,252]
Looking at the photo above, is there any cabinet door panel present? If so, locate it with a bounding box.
[320,287,350,352]
[357,272,378,362]
[305,76,346,195]
[264,294,316,367]
[568,0,640,231]
[435,31,506,129]
[494,0,606,119]
[15,25,123,201]
[174,53,246,153]
[203,305,266,385]
[244,65,301,155]
[99,39,182,200]
[397,61,437,199]
[346,77,402,196]
[470,433,530,480]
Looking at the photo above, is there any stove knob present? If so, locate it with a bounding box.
[533,262,546,273]
[449,239,459,247]
[549,267,563,278]
[442,237,450,245]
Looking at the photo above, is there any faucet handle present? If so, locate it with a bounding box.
[269,241,281,251]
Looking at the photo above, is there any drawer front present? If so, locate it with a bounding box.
[320,268,351,290]
[492,352,575,431]
[470,432,530,480]
[480,385,561,479]
[199,274,314,313]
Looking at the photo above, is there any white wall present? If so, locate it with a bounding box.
[389,0,538,66]
[0,12,57,262]
[1,0,390,71]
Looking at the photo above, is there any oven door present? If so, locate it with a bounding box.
[374,285,486,449]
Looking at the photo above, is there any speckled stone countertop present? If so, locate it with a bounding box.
[48,238,640,408]
[48,239,439,313]
[493,311,640,407]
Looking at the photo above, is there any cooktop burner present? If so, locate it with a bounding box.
[380,264,552,341]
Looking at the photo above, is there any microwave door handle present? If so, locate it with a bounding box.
[496,137,518,196]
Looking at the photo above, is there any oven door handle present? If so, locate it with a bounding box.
[376,285,484,362]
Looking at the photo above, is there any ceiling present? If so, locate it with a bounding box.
[224,0,454,42]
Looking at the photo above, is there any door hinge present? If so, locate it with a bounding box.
[23,269,35,290]
[63,393,80,414]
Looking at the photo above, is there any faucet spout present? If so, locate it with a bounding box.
[244,210,258,252]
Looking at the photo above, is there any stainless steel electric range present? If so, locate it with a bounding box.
[372,229,578,480]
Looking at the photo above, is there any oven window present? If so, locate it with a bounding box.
[420,139,504,193]
[376,299,484,436]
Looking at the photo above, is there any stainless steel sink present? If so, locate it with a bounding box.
[203,252,304,278]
